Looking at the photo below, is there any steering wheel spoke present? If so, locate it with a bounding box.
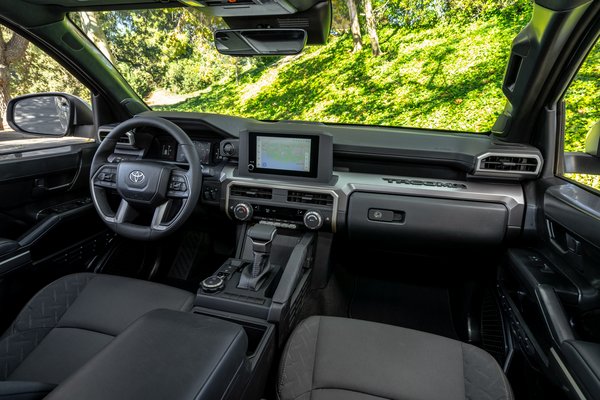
[151,200,174,230]
[115,199,138,224]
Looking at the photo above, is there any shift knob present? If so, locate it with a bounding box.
[247,224,277,254]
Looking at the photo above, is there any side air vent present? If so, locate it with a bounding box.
[98,129,135,146]
[287,191,334,207]
[476,153,541,175]
[230,185,273,199]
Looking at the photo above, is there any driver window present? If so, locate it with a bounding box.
[0,25,90,139]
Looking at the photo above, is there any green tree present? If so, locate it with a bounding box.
[346,0,363,52]
[363,0,381,56]
[79,12,114,63]
[0,28,28,130]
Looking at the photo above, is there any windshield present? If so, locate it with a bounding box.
[71,1,532,131]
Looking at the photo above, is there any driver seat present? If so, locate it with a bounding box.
[0,273,194,397]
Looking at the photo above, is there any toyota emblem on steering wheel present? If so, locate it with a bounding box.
[129,170,145,183]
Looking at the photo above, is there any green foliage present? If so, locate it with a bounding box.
[158,14,528,132]
[10,44,89,100]
[92,9,236,97]
[379,0,531,28]
[564,43,599,153]
[563,42,600,191]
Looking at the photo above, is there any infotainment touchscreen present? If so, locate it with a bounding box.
[248,133,319,177]
[256,136,311,172]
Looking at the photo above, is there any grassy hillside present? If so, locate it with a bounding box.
[157,12,599,191]
[158,15,529,132]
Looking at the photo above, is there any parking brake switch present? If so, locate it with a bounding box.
[238,224,277,291]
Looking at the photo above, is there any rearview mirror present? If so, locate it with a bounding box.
[6,93,92,136]
[214,29,307,56]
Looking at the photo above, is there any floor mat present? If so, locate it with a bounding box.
[348,277,459,339]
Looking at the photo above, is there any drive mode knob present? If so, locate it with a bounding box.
[233,203,253,221]
[201,276,224,293]
[303,211,323,230]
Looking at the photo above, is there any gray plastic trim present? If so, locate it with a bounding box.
[97,126,135,146]
[474,152,543,177]
[550,347,587,400]
[224,179,340,232]
[0,251,31,276]
[220,166,525,231]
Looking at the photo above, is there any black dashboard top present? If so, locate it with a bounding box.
[136,111,543,180]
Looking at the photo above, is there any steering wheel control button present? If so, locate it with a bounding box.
[167,174,189,197]
[368,209,395,222]
[201,276,225,293]
[233,203,253,221]
[303,211,323,230]
[94,168,118,188]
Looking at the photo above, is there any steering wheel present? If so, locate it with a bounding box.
[90,116,202,241]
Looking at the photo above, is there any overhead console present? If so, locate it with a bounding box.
[180,0,332,45]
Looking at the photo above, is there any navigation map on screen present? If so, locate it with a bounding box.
[256,136,312,172]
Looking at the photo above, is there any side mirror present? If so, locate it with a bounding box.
[564,121,600,175]
[585,121,599,158]
[214,29,307,56]
[6,93,92,136]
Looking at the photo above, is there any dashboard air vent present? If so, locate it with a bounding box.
[287,191,334,207]
[230,185,272,199]
[477,154,540,174]
[98,129,135,145]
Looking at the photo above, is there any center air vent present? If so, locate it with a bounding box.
[287,191,334,207]
[230,185,272,199]
[477,153,541,175]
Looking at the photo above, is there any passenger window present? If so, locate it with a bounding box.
[0,25,90,138]
[561,41,599,192]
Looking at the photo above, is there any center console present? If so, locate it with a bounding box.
[190,130,333,398]
[196,224,315,344]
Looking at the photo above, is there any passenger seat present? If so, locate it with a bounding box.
[278,316,512,400]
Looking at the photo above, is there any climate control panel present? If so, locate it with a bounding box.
[226,183,336,231]
[228,200,332,230]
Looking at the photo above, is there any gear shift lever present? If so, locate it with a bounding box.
[238,224,277,291]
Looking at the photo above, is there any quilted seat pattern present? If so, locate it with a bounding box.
[0,274,95,379]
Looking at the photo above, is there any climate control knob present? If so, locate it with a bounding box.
[233,203,253,221]
[303,211,323,230]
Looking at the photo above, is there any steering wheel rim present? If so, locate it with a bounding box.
[90,116,202,241]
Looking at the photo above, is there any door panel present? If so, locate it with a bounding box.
[0,143,97,238]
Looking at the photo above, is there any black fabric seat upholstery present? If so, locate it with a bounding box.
[0,273,194,389]
[278,316,513,400]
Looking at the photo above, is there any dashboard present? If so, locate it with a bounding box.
[102,111,544,246]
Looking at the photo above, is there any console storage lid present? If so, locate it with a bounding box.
[45,309,249,400]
